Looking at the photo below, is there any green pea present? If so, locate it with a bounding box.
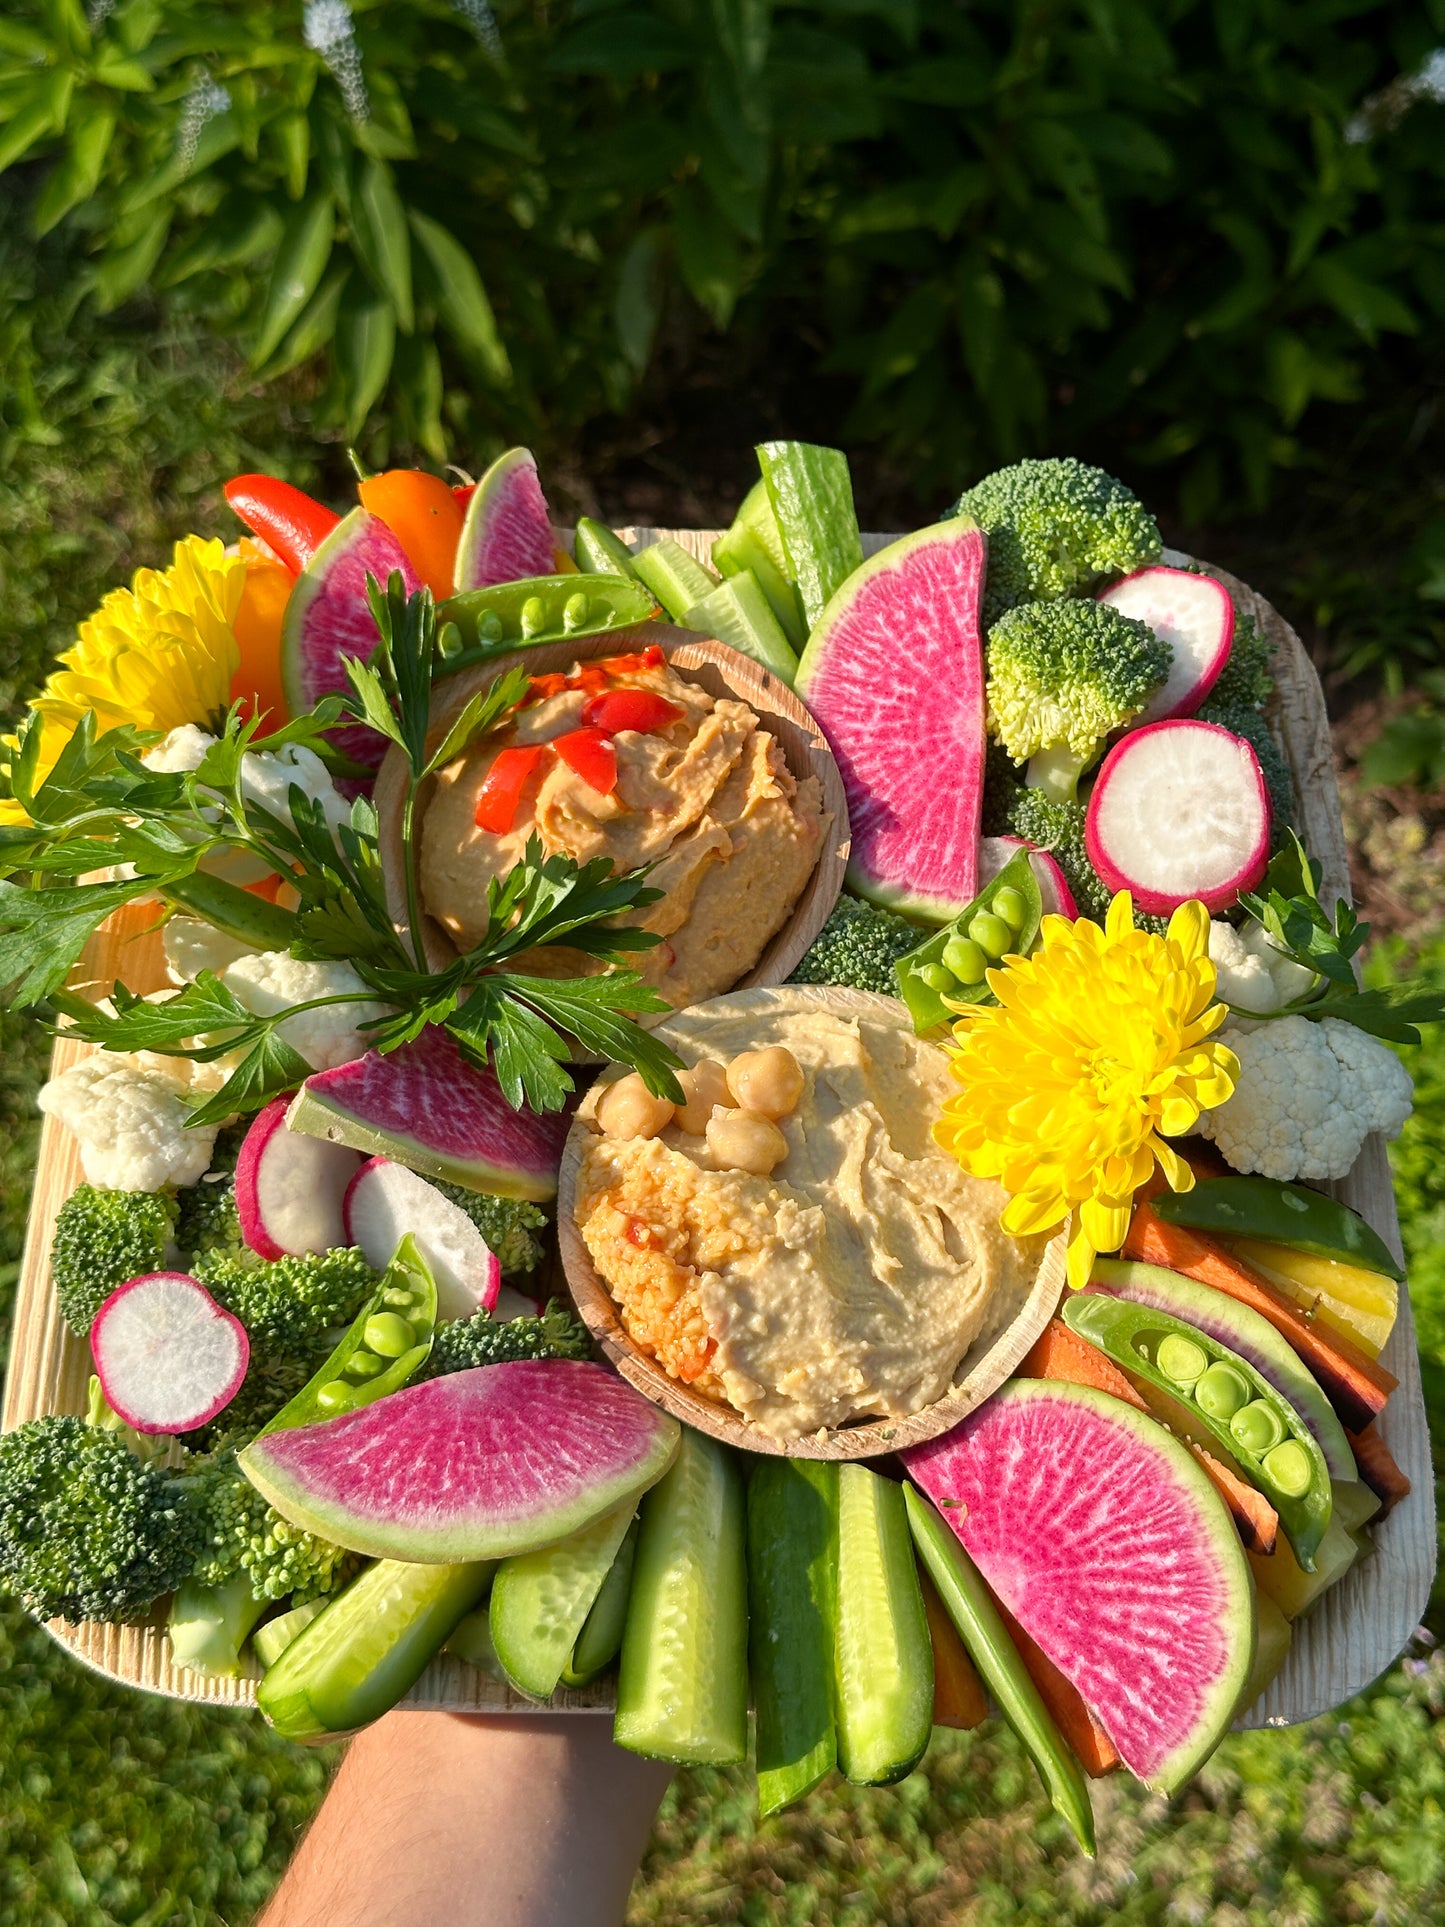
[1261,1440,1313,1497]
[969,911,1013,961]
[437,620,464,661]
[920,963,955,993]
[1155,1332,1208,1386]
[942,936,987,983]
[364,1312,415,1358]
[382,1287,415,1309]
[1230,1400,1285,1455]
[1194,1362,1251,1421]
[992,886,1028,932]
[345,1351,387,1381]
[314,1380,360,1417]
[477,611,505,644]
[520,595,547,639]
[563,591,591,632]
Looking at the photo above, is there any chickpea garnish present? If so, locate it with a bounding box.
[726,1045,804,1121]
[596,1072,675,1140]
[706,1108,789,1176]
[674,1058,731,1135]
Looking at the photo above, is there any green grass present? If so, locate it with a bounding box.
[4,206,1445,1927]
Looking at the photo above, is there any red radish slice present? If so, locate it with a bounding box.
[494,1284,542,1322]
[1099,567,1234,725]
[343,1157,501,1319]
[237,1096,363,1260]
[1086,719,1271,915]
[978,835,1078,919]
[91,1272,249,1434]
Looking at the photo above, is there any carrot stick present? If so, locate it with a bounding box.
[1346,1422,1412,1517]
[1124,1200,1396,1429]
[920,1568,989,1730]
[994,1599,1120,1777]
[1021,1319,1279,1553]
[1017,1318,1149,1411]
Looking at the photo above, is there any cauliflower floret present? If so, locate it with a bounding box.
[1199,1014,1413,1182]
[221,951,389,1071]
[163,915,260,986]
[38,1055,219,1191]
[1208,920,1318,1015]
[142,724,217,774]
[143,727,349,835]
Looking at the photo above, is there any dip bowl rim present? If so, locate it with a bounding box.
[556,984,1069,1461]
[374,624,851,999]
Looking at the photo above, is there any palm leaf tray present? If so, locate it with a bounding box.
[2,531,1434,1730]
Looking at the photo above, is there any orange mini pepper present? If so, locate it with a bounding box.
[231,540,294,727]
[358,469,465,600]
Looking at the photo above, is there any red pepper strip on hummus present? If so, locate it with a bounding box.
[473,743,549,833]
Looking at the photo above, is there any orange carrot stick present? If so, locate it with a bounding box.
[994,1600,1119,1777]
[1124,1200,1395,1429]
[920,1569,989,1730]
[1345,1422,1412,1517]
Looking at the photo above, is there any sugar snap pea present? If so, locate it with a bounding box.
[435,574,658,671]
[1063,1292,1332,1570]
[260,1234,438,1435]
[894,848,1042,1032]
[1152,1176,1403,1281]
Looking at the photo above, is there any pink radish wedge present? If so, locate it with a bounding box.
[237,1096,363,1260]
[343,1158,501,1319]
[1085,720,1271,915]
[91,1272,249,1434]
[979,835,1078,919]
[1099,567,1233,725]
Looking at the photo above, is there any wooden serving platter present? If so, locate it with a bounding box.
[1,532,1433,1733]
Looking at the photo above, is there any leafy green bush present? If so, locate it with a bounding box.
[2,0,1442,507]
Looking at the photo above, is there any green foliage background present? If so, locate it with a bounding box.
[2,8,1445,1918]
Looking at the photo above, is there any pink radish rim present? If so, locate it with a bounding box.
[235,1094,295,1261]
[1099,566,1235,724]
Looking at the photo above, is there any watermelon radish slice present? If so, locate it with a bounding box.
[91,1272,249,1434]
[1099,567,1234,726]
[453,448,556,591]
[1085,719,1271,915]
[905,1379,1255,1793]
[979,835,1077,919]
[343,1156,501,1319]
[239,1360,681,1563]
[287,1026,570,1202]
[795,520,987,919]
[236,1096,363,1260]
[280,508,420,770]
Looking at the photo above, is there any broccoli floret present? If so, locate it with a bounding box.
[981,739,1024,837]
[432,1180,548,1278]
[1206,609,1274,712]
[788,892,922,996]
[191,1247,375,1353]
[952,457,1162,620]
[184,1447,350,1605]
[987,599,1170,800]
[174,1122,249,1269]
[419,1300,592,1380]
[1003,789,1111,923]
[1196,699,1296,834]
[49,1185,177,1338]
[0,1416,203,1623]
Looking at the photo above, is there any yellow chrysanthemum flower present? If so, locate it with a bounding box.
[933,893,1239,1289]
[1,536,244,822]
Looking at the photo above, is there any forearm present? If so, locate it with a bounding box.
[258,1712,671,1927]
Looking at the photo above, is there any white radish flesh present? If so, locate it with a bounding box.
[1085,720,1271,914]
[342,1157,501,1319]
[978,835,1078,919]
[494,1284,542,1322]
[1099,567,1234,725]
[236,1096,362,1260]
[91,1271,249,1434]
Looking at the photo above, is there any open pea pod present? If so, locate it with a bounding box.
[893,849,1042,1033]
[260,1234,439,1436]
[1063,1291,1332,1571]
[435,574,659,672]
[1152,1175,1403,1281]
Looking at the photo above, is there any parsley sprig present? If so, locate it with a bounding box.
[4,574,684,1115]
[1234,832,1445,1043]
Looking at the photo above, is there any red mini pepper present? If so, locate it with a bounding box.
[474,744,548,834]
[582,688,684,735]
[553,726,617,795]
[224,475,340,573]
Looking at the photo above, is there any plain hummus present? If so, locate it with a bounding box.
[420,652,824,1010]
[574,989,1046,1440]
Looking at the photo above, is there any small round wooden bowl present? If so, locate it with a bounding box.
[374,624,849,991]
[557,985,1068,1461]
